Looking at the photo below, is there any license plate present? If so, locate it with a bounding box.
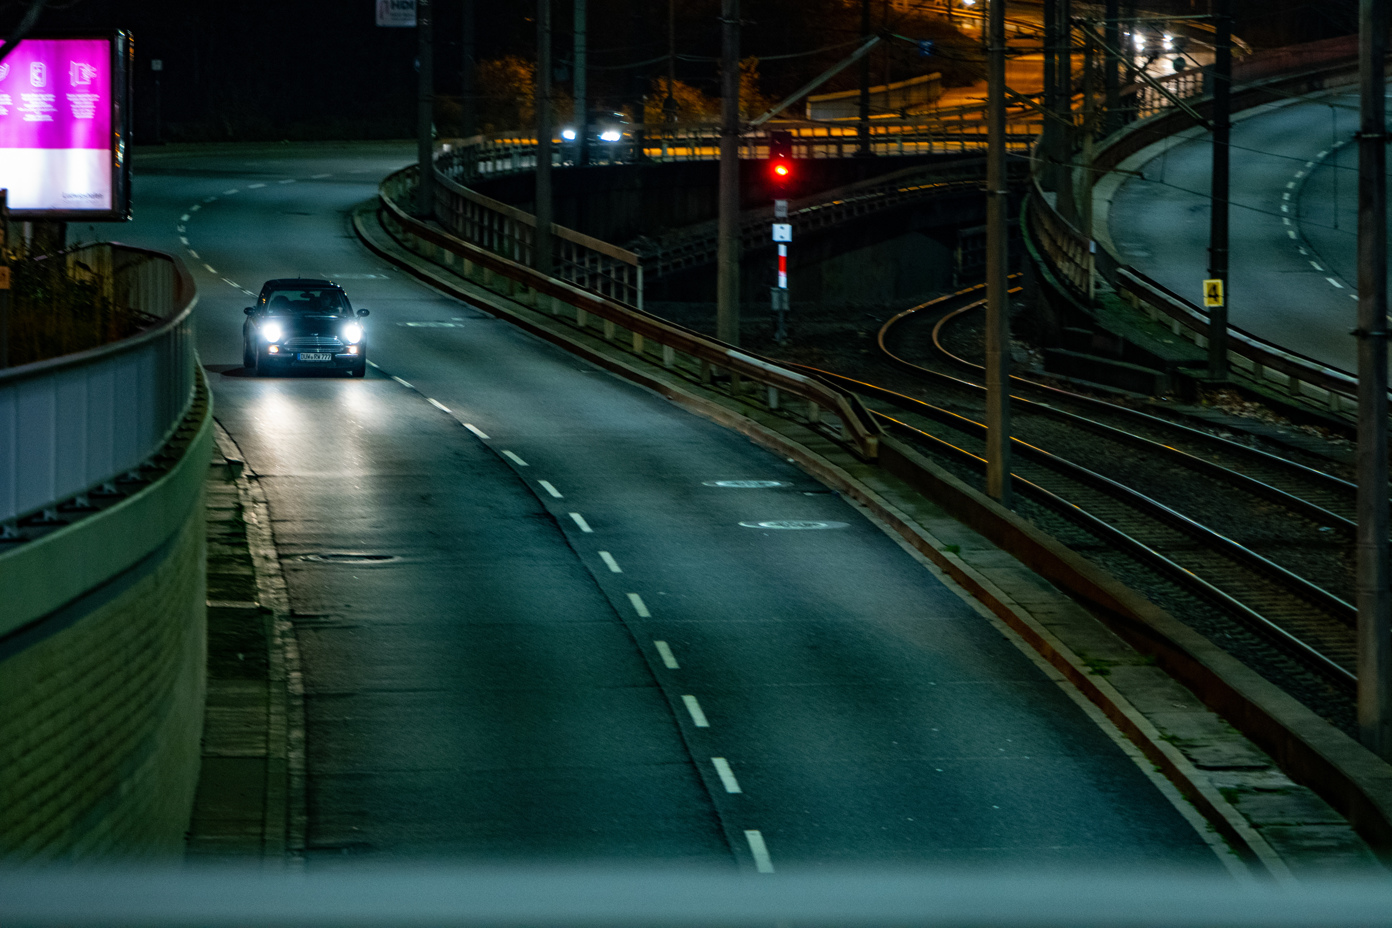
[297,352,332,361]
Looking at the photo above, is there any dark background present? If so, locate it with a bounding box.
[0,0,1358,143]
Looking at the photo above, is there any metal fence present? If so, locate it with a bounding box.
[0,244,197,529]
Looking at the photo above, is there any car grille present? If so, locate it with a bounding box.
[285,336,344,349]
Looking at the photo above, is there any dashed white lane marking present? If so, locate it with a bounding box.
[464,423,489,439]
[744,830,774,873]
[1295,170,1305,177]
[712,757,743,794]
[180,213,190,221]
[1309,261,1323,270]
[1282,192,1290,200]
[222,277,240,288]
[682,695,710,727]
[1285,181,1296,188]
[427,398,451,413]
[242,289,255,296]
[189,204,200,212]
[627,592,651,617]
[502,450,529,466]
[599,551,623,573]
[1327,277,1344,288]
[248,182,266,189]
[392,375,413,388]
[1288,230,1297,239]
[176,223,185,232]
[1281,205,1289,212]
[538,480,563,499]
[203,263,217,274]
[569,512,594,533]
[278,178,296,184]
[654,639,678,668]
[203,196,217,203]
[223,189,239,195]
[189,249,200,259]
[1318,149,1328,157]
[1283,217,1291,225]
[179,236,189,245]
[311,173,332,179]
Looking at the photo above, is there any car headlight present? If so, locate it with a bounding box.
[561,128,577,141]
[342,322,364,344]
[599,129,622,142]
[260,321,284,343]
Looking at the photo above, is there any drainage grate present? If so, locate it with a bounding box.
[296,553,400,564]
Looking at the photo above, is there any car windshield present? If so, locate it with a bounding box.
[263,289,349,314]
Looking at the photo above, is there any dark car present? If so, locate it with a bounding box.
[242,278,370,376]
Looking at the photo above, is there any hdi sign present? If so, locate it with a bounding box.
[376,0,416,27]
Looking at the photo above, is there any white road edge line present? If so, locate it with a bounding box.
[502,450,529,466]
[569,512,594,533]
[744,830,774,873]
[681,695,710,727]
[599,551,623,573]
[654,640,678,668]
[427,398,451,413]
[538,480,563,499]
[712,757,743,794]
[367,360,380,368]
[464,423,489,439]
[627,592,651,618]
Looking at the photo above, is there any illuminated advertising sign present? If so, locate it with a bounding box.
[0,33,131,220]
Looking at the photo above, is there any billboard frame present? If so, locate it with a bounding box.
[2,30,132,222]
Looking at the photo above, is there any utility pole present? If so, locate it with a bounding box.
[575,0,588,165]
[1056,0,1076,224]
[857,0,872,155]
[716,0,741,344]
[1041,0,1056,191]
[1206,0,1231,380]
[985,0,1012,506]
[535,0,554,275]
[1355,0,1391,759]
[415,0,434,218]
[462,0,476,137]
[1080,25,1097,304]
[1103,0,1119,133]
[663,0,678,123]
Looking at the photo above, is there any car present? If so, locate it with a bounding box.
[560,110,633,163]
[242,278,370,377]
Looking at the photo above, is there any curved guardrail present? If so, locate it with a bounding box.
[0,244,198,529]
[377,166,882,461]
[1025,36,1367,415]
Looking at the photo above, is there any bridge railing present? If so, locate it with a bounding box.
[0,244,198,529]
[376,167,882,462]
[1025,36,1368,415]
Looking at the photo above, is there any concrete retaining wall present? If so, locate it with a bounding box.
[0,389,211,859]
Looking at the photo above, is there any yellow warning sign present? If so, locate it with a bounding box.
[1203,278,1224,308]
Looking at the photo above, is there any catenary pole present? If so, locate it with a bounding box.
[985,0,1012,506]
[857,0,871,155]
[716,0,741,345]
[535,0,554,275]
[574,0,587,165]
[461,0,476,137]
[416,0,434,217]
[1206,0,1230,380]
[1103,0,1119,133]
[1041,0,1056,190]
[1356,0,1391,759]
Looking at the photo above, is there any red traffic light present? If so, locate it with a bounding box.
[768,129,795,192]
[773,162,790,178]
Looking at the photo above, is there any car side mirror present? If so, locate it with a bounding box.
[244,307,254,315]
[357,308,370,317]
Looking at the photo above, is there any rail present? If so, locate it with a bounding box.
[0,244,198,529]
[1025,35,1369,415]
[377,167,882,461]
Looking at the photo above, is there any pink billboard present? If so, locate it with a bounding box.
[0,35,130,218]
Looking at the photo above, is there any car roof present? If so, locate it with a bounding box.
[261,278,342,291]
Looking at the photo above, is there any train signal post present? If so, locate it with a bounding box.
[768,130,795,344]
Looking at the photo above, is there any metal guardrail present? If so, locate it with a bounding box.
[0,244,198,528]
[1026,36,1369,414]
[11,865,1392,927]
[377,168,882,461]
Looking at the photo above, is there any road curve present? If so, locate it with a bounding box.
[118,142,1220,869]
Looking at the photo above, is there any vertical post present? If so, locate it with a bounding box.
[857,0,872,156]
[535,0,554,275]
[1103,0,1119,133]
[574,0,588,165]
[1081,24,1097,301]
[416,0,435,218]
[664,0,678,124]
[1206,0,1231,380]
[1041,0,1056,190]
[462,0,477,137]
[1056,0,1076,223]
[0,190,8,370]
[716,0,741,345]
[985,0,1012,506]
[1356,0,1391,759]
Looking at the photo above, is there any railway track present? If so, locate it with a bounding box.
[795,285,1368,730]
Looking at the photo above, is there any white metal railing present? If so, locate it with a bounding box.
[0,245,197,528]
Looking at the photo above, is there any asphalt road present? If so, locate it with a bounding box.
[1109,91,1369,374]
[121,142,1219,870]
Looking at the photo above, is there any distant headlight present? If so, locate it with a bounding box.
[599,129,622,142]
[261,321,284,343]
[342,322,364,344]
[561,128,577,141]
